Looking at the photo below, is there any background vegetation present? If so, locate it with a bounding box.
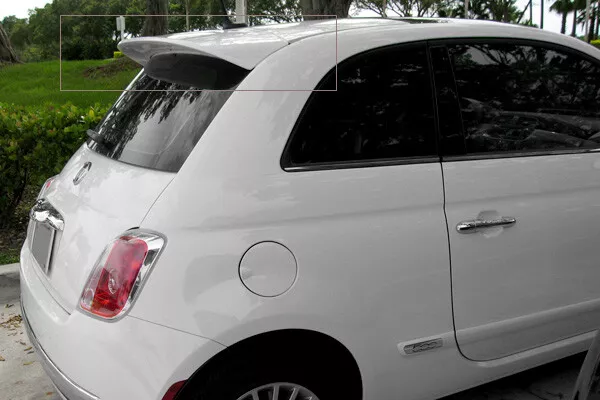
[0,55,139,263]
[0,101,109,262]
[2,0,597,64]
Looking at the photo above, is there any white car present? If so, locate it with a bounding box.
[20,17,600,400]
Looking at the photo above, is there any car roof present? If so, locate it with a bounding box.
[119,17,596,70]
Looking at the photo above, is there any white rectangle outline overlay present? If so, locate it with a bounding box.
[59,14,338,92]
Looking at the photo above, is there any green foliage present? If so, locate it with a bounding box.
[0,102,109,228]
[0,251,19,265]
[4,0,136,61]
[439,0,521,21]
[592,39,600,49]
[113,51,124,58]
[3,0,306,63]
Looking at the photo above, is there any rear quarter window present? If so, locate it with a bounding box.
[281,43,437,170]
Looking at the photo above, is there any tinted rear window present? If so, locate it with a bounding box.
[89,69,243,172]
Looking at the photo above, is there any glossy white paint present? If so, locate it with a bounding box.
[239,241,297,297]
[446,153,600,361]
[39,144,174,312]
[20,18,600,400]
[20,242,225,400]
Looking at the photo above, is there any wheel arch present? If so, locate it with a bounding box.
[175,328,363,399]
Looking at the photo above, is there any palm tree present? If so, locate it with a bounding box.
[575,0,596,39]
[487,0,521,21]
[550,0,572,33]
[571,0,595,36]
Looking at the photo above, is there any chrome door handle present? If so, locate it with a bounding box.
[30,199,64,231]
[456,216,516,234]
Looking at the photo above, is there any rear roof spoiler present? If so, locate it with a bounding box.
[118,31,288,70]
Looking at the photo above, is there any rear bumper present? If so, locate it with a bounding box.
[22,303,98,400]
[20,241,226,400]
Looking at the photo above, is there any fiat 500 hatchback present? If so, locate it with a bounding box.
[21,17,600,400]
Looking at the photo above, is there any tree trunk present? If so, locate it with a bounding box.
[0,23,20,64]
[590,4,600,40]
[589,9,596,41]
[572,9,578,36]
[300,0,353,19]
[596,3,600,39]
[142,0,169,36]
[561,12,567,33]
[185,0,191,31]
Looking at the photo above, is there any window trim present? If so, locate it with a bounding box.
[429,37,600,162]
[280,41,441,173]
[284,156,440,172]
[444,147,600,163]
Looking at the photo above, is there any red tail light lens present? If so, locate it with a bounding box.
[80,231,165,319]
[162,381,186,400]
[37,175,57,200]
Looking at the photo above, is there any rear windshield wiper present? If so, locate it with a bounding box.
[87,129,113,150]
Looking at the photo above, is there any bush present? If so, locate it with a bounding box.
[61,36,116,60]
[0,102,109,228]
[592,39,600,49]
[16,45,55,63]
[113,51,124,59]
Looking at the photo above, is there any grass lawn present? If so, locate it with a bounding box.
[0,58,141,107]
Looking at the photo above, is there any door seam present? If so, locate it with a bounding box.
[440,162,473,361]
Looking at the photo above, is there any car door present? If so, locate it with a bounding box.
[430,39,600,361]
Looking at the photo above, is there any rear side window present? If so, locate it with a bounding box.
[448,42,600,155]
[89,60,247,172]
[282,44,437,169]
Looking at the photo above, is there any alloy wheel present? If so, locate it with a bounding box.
[235,382,320,400]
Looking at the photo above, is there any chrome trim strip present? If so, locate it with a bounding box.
[443,147,600,162]
[283,156,440,172]
[21,303,99,400]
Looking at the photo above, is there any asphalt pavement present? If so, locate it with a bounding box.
[0,264,19,305]
[0,264,59,400]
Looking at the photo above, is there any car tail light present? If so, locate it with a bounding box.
[80,230,165,319]
[37,175,57,200]
[162,381,186,400]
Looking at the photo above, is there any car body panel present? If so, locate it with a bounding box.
[21,17,600,400]
[20,243,225,400]
[36,144,174,312]
[131,24,598,398]
[129,29,452,399]
[445,154,600,360]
